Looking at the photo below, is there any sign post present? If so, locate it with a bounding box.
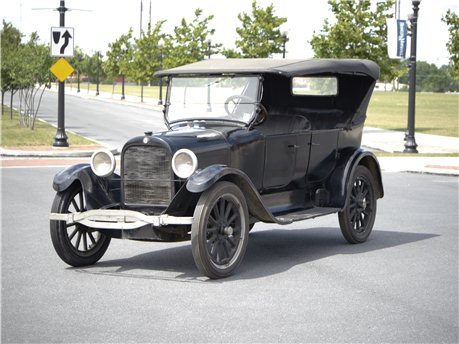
[51,0,72,147]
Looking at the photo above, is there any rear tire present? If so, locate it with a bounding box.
[338,166,377,244]
[191,182,249,279]
[50,182,111,267]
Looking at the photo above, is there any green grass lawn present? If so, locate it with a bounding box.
[66,82,161,99]
[1,106,98,147]
[367,92,459,137]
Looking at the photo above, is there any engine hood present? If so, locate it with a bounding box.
[123,126,235,170]
[157,127,229,150]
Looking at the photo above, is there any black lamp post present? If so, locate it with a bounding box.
[206,38,212,111]
[96,51,100,96]
[76,57,81,92]
[120,43,126,100]
[158,38,164,105]
[404,0,421,153]
[77,52,82,93]
[53,0,69,147]
[207,39,212,59]
[281,32,288,59]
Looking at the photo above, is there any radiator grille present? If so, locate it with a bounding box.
[122,145,172,205]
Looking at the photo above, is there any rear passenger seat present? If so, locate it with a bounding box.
[256,114,311,135]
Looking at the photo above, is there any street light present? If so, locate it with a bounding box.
[96,51,100,96]
[76,52,82,93]
[206,38,212,111]
[158,38,165,105]
[281,32,288,59]
[207,39,212,59]
[404,0,421,153]
[120,42,127,100]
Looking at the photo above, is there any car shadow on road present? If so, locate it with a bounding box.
[73,227,437,282]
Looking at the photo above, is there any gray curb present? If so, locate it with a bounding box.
[0,147,119,158]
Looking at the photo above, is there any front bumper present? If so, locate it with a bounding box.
[49,209,193,230]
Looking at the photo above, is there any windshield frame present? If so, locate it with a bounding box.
[164,74,263,127]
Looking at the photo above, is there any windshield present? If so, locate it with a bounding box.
[166,76,260,125]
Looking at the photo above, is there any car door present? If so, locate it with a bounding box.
[263,133,296,188]
[262,130,312,189]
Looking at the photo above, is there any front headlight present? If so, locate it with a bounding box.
[90,149,116,177]
[172,149,198,179]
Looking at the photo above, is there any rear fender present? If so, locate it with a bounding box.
[328,149,384,209]
[185,165,281,223]
[52,164,120,209]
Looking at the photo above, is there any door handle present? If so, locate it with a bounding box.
[310,142,320,146]
[288,144,300,149]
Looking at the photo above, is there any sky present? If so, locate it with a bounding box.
[2,0,458,66]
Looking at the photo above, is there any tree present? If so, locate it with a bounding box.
[165,9,220,68]
[1,20,22,117]
[104,29,134,96]
[399,61,458,92]
[224,1,287,58]
[1,22,53,127]
[17,33,54,129]
[310,0,399,82]
[82,51,105,84]
[69,46,85,91]
[132,21,166,101]
[442,10,459,81]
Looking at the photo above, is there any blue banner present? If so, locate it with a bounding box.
[396,20,407,59]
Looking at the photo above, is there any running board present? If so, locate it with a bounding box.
[274,207,340,223]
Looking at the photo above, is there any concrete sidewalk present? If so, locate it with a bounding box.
[1,86,458,176]
[362,127,459,154]
[50,84,164,112]
[377,157,458,176]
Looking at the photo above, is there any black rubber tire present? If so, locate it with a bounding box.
[338,165,377,244]
[191,181,249,279]
[50,182,111,267]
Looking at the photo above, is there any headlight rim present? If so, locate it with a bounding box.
[90,149,116,177]
[171,148,198,179]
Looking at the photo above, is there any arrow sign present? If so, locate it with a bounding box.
[60,30,72,54]
[50,27,74,57]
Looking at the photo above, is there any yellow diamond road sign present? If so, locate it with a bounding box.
[50,58,74,82]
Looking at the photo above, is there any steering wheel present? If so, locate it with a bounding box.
[224,95,256,115]
[253,103,268,126]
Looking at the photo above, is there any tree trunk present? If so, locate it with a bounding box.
[141,83,144,103]
[31,85,46,130]
[1,90,4,116]
[10,90,15,119]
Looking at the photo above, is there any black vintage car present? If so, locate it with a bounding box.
[50,58,384,279]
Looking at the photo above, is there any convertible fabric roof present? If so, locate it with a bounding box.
[155,58,380,80]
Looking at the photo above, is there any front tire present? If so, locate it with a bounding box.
[50,182,111,267]
[338,166,377,244]
[191,182,249,279]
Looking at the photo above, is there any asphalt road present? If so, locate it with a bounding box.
[1,168,457,343]
[4,90,166,150]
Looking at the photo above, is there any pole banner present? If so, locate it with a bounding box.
[387,19,407,59]
[396,19,407,59]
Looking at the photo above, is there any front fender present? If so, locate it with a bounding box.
[52,164,120,209]
[328,149,384,209]
[186,165,288,224]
